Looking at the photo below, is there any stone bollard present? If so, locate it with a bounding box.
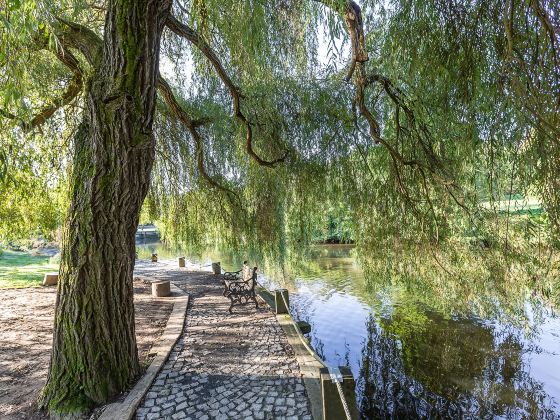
[152,281,170,297]
[320,366,359,420]
[151,253,158,263]
[43,272,59,286]
[274,289,289,314]
[211,262,221,275]
[297,320,311,334]
[178,257,186,268]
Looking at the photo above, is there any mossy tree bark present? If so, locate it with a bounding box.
[39,0,171,414]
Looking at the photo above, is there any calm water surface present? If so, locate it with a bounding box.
[138,243,560,419]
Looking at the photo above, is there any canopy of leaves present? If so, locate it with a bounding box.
[0,0,558,261]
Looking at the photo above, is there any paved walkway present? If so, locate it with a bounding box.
[134,261,313,420]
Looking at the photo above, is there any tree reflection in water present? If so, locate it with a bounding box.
[357,313,558,419]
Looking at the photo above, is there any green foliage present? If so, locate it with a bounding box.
[1,0,558,291]
[0,166,64,241]
[150,0,557,261]
[0,122,68,241]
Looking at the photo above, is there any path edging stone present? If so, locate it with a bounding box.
[97,284,189,420]
[257,288,325,420]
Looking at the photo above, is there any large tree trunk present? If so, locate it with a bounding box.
[39,0,171,414]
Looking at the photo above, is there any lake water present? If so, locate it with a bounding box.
[137,243,560,419]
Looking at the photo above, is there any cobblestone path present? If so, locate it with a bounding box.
[135,261,313,420]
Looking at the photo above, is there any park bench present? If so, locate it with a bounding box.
[222,265,259,313]
[221,261,249,295]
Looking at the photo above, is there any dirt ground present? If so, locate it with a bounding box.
[0,279,173,419]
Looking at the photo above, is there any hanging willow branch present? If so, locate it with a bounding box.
[1,17,103,132]
[311,0,471,223]
[1,43,83,132]
[165,14,288,168]
[26,48,83,131]
[156,76,237,197]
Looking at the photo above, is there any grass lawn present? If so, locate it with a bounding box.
[0,250,59,289]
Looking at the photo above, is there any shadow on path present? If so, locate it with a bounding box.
[135,260,313,420]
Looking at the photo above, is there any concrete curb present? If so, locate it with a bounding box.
[276,314,325,420]
[98,284,189,420]
[257,288,325,420]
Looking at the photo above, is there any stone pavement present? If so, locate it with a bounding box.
[134,261,313,420]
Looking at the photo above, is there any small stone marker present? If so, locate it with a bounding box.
[178,257,185,267]
[275,289,289,314]
[211,262,221,275]
[43,272,59,286]
[297,320,311,334]
[152,281,170,297]
[151,253,158,263]
[320,366,359,419]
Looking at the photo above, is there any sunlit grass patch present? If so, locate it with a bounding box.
[0,250,59,289]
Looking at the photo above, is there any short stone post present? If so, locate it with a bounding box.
[152,281,170,297]
[178,257,185,268]
[320,366,359,420]
[275,289,289,314]
[297,320,311,334]
[211,262,221,275]
[43,272,59,286]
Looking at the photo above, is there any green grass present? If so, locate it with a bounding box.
[0,250,59,289]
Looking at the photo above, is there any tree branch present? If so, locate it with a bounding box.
[165,14,288,168]
[25,74,83,132]
[504,0,515,59]
[2,17,102,130]
[156,76,237,196]
[312,0,368,80]
[316,0,470,217]
[25,46,83,131]
[52,17,103,66]
[1,45,83,132]
[343,1,368,81]
[530,0,559,39]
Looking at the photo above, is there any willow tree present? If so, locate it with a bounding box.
[1,0,293,414]
[1,0,558,415]
[2,0,175,413]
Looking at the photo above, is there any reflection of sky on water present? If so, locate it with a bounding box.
[291,285,370,374]
[137,243,560,417]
